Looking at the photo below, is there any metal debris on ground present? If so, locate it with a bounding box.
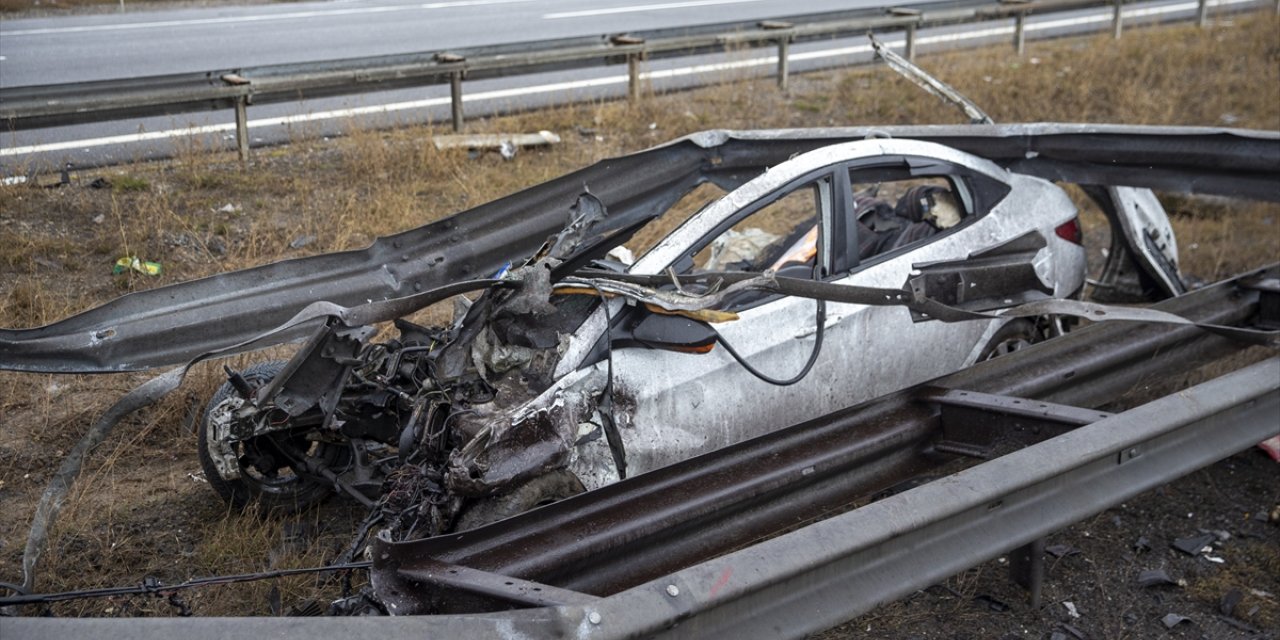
[1160,613,1192,629]
[1045,544,1080,558]
[1171,533,1217,556]
[1136,569,1181,588]
[431,130,562,159]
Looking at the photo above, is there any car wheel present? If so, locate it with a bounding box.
[197,361,348,514]
[978,319,1039,361]
[453,470,586,531]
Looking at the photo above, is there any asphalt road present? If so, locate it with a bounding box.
[0,0,887,87]
[0,0,1255,171]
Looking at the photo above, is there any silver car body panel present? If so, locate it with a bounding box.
[564,139,1086,489]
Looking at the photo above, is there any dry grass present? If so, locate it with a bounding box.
[0,14,1277,617]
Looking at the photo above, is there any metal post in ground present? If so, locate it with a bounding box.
[1014,13,1026,56]
[450,71,464,133]
[234,97,249,163]
[1112,0,1124,39]
[627,54,641,102]
[776,38,791,90]
[888,9,922,61]
[1010,538,1046,610]
[759,21,794,90]
[608,35,646,103]
[220,74,252,163]
[1197,0,1210,28]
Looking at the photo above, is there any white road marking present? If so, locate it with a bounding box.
[544,0,766,19]
[0,0,1239,158]
[0,0,539,37]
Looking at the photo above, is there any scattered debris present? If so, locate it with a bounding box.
[432,131,561,158]
[1133,536,1152,553]
[217,203,241,214]
[1203,555,1225,564]
[289,235,316,250]
[88,177,111,189]
[1136,569,1181,588]
[92,214,105,224]
[112,256,162,276]
[1171,533,1216,556]
[1220,588,1243,616]
[1,175,28,186]
[1259,435,1280,461]
[1160,613,1192,629]
[974,594,1010,612]
[1063,601,1080,618]
[1059,623,1087,639]
[1046,544,1080,558]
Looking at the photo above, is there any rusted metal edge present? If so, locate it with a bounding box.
[1,125,1276,373]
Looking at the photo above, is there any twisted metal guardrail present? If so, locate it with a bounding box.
[0,0,1250,161]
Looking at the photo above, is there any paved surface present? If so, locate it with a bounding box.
[0,0,887,87]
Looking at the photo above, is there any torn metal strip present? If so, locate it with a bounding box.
[562,271,1280,346]
[870,34,994,125]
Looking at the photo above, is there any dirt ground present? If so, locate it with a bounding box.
[828,431,1280,640]
[0,12,1277,634]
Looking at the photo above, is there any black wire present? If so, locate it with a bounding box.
[714,298,825,386]
[0,562,372,607]
[594,287,627,479]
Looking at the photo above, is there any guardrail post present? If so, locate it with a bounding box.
[628,54,641,102]
[777,38,791,90]
[221,74,252,163]
[760,21,795,91]
[1112,0,1124,39]
[888,9,922,62]
[435,53,467,132]
[234,97,249,163]
[450,71,464,132]
[611,36,646,103]
[1014,13,1026,56]
[1196,0,1209,27]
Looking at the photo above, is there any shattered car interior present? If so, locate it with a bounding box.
[200,137,1092,538]
[3,124,1278,618]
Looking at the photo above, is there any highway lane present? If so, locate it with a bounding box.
[0,0,885,87]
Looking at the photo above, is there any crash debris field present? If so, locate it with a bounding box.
[1,12,1278,639]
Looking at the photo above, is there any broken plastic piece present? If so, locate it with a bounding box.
[1160,613,1191,629]
[112,256,162,276]
[1046,544,1079,558]
[1220,588,1243,616]
[1136,569,1178,587]
[1171,533,1215,556]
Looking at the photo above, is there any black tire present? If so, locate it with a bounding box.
[197,361,347,514]
[453,470,585,531]
[978,319,1039,361]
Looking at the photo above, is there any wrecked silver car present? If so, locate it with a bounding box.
[193,136,1183,536]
